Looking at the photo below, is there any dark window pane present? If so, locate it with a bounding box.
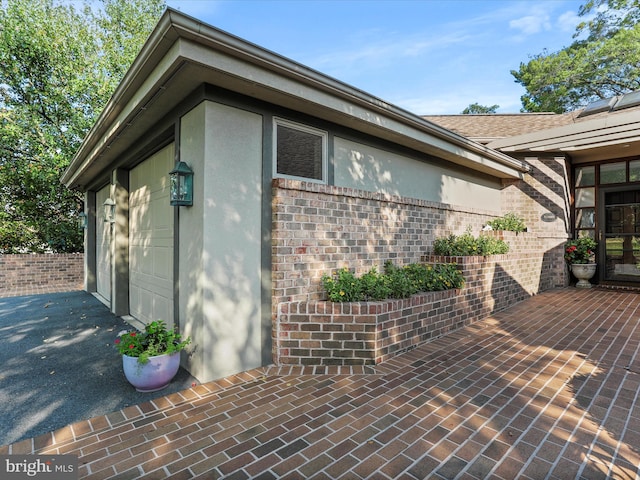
[600,162,626,184]
[630,160,640,182]
[277,124,323,180]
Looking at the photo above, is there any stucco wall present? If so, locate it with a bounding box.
[334,137,503,210]
[178,100,264,384]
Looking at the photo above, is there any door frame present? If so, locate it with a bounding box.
[597,185,640,285]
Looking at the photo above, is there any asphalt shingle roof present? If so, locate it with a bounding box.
[423,101,640,145]
[422,112,579,143]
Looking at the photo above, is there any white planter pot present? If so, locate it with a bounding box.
[571,263,597,288]
[122,352,181,392]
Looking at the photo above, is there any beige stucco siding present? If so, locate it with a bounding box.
[179,101,263,383]
[334,137,502,210]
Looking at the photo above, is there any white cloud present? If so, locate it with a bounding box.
[509,13,552,35]
[557,10,582,32]
[306,29,471,73]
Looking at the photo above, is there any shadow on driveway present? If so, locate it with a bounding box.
[0,291,197,446]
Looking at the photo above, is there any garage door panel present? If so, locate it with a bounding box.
[130,270,172,296]
[129,144,174,326]
[153,247,172,279]
[130,245,152,275]
[150,203,171,230]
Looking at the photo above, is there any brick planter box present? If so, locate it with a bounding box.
[276,251,552,366]
[277,288,463,366]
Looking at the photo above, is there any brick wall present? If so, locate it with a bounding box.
[501,154,570,288]
[272,178,505,306]
[0,254,84,293]
[271,178,569,366]
[276,252,558,366]
[501,155,571,237]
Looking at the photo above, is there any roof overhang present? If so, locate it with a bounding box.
[62,8,529,190]
[488,109,640,163]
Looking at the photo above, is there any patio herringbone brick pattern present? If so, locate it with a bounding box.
[2,287,640,479]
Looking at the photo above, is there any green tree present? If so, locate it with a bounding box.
[461,103,500,114]
[512,0,640,113]
[0,0,165,253]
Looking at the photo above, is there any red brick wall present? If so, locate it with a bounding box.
[271,178,569,366]
[0,254,84,293]
[272,178,505,306]
[277,289,461,366]
[276,253,558,366]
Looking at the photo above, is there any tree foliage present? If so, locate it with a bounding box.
[461,103,500,114]
[0,0,165,252]
[512,0,640,112]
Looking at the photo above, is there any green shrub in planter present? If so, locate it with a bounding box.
[321,262,464,302]
[321,267,363,302]
[433,228,509,256]
[485,212,527,232]
[360,267,393,300]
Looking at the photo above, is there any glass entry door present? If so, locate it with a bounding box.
[602,188,640,282]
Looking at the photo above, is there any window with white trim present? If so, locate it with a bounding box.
[274,118,327,183]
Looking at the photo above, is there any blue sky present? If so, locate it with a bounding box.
[164,0,587,115]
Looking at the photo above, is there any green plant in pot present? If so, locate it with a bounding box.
[115,320,191,392]
[564,237,597,288]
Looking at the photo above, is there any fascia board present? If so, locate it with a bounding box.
[490,109,640,153]
[558,134,640,152]
[170,21,528,177]
[500,121,640,152]
[177,39,525,177]
[61,14,179,186]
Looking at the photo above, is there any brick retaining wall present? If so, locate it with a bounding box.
[276,252,551,366]
[0,254,84,294]
[277,288,461,366]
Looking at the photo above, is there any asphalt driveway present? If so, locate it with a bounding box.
[0,291,197,446]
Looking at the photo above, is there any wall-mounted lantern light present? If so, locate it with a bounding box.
[169,161,194,206]
[103,198,116,223]
[78,211,88,229]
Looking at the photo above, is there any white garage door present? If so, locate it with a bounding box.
[129,144,174,326]
[96,185,111,302]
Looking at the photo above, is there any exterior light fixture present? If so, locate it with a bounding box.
[103,198,116,223]
[78,211,88,229]
[169,161,194,206]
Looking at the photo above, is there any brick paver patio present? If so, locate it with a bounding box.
[2,287,639,479]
